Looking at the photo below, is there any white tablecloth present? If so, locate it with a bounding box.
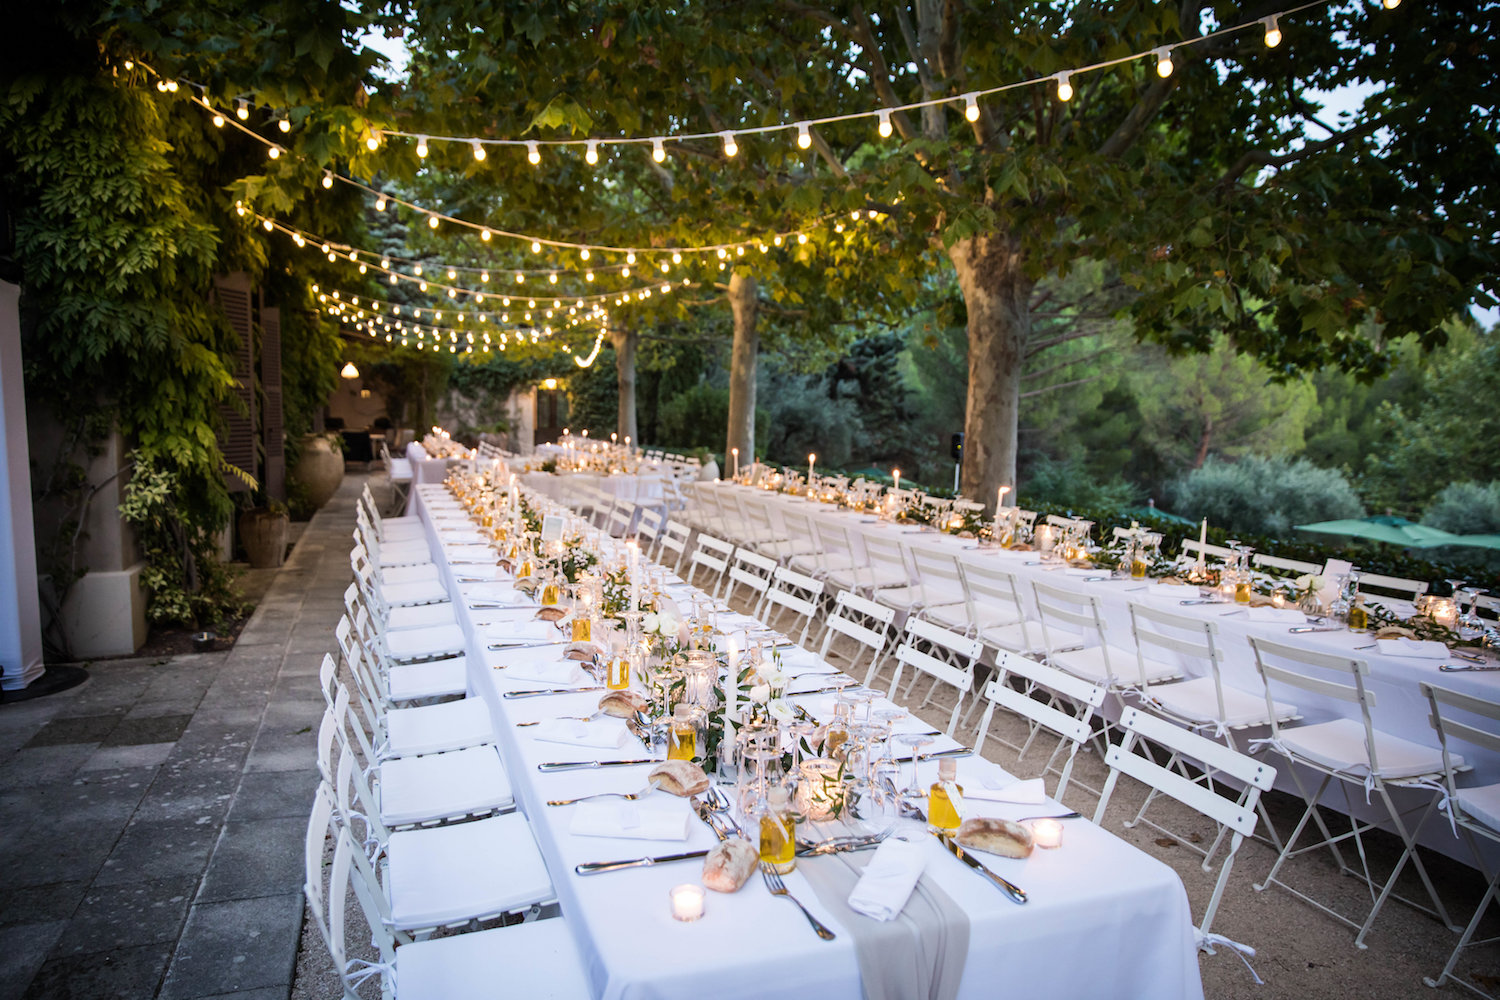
[522,471,666,506]
[410,483,1204,1000]
[406,441,462,484]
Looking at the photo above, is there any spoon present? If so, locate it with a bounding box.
[516,710,607,726]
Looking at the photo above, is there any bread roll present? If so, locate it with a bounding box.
[955,817,1034,859]
[565,640,603,661]
[648,760,710,797]
[535,606,568,622]
[702,838,758,893]
[598,690,647,718]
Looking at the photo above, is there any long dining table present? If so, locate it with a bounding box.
[407,481,1205,1000]
[710,482,1500,861]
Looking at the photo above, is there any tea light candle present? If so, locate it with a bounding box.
[1031,818,1064,849]
[670,883,705,921]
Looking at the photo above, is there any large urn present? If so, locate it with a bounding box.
[293,433,344,509]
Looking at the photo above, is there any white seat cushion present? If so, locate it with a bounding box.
[388,457,413,482]
[979,620,1041,654]
[1278,718,1460,780]
[377,543,434,568]
[1053,644,1178,686]
[388,657,469,702]
[386,698,493,757]
[379,745,512,826]
[386,812,554,930]
[387,601,457,631]
[1456,783,1500,832]
[396,916,591,999]
[1149,677,1296,729]
[379,563,443,586]
[872,585,925,612]
[380,522,427,543]
[381,578,450,607]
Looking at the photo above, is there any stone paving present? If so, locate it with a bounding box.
[0,476,363,1000]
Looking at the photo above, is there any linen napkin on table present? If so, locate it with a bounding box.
[847,838,928,921]
[500,658,586,686]
[1142,583,1195,603]
[1377,637,1451,659]
[530,718,629,750]
[569,799,690,841]
[468,584,529,604]
[1246,607,1307,625]
[483,621,559,645]
[963,776,1046,804]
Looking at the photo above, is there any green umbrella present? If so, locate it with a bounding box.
[1127,506,1196,527]
[1411,533,1500,551]
[1294,518,1462,546]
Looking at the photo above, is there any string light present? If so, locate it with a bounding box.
[416,135,429,157]
[531,240,542,253]
[1154,47,1175,78]
[585,139,599,165]
[527,140,540,165]
[877,109,892,137]
[235,99,248,120]
[652,137,666,163]
[428,214,440,229]
[963,93,980,122]
[1263,15,1282,46]
[322,171,334,189]
[796,123,811,149]
[366,131,380,151]
[375,196,386,211]
[212,112,225,127]
[1055,72,1074,102]
[481,228,492,242]
[721,131,738,157]
[267,146,280,159]
[580,248,590,261]
[472,140,486,161]
[1383,0,1400,7]
[278,116,291,133]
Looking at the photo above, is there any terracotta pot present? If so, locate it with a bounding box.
[238,508,288,569]
[292,433,344,509]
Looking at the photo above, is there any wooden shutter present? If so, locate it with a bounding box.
[213,272,256,493]
[260,305,286,501]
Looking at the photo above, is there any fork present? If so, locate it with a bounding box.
[760,863,836,940]
[547,787,650,807]
[517,710,607,727]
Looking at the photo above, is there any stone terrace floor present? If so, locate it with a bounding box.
[0,475,364,1000]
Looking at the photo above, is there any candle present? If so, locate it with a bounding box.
[998,485,1010,509]
[1031,818,1064,849]
[624,435,631,449]
[892,468,900,493]
[725,636,740,719]
[1197,518,1208,568]
[731,447,739,479]
[611,432,618,444]
[670,884,705,922]
[807,453,816,479]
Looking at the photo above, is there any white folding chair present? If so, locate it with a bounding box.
[974,650,1105,805]
[1356,571,1430,604]
[814,590,895,686]
[1249,637,1460,948]
[351,542,446,600]
[604,501,634,539]
[1421,683,1500,996]
[657,520,692,575]
[1095,706,1277,976]
[361,482,424,541]
[734,494,787,554]
[807,519,862,589]
[774,509,824,573]
[338,609,467,704]
[1031,580,1179,713]
[907,548,966,621]
[379,440,414,516]
[723,547,778,614]
[1252,552,1321,576]
[954,560,1039,655]
[1179,539,1235,565]
[348,577,466,666]
[635,505,667,562]
[865,536,924,619]
[888,617,983,736]
[761,565,825,647]
[685,533,735,597]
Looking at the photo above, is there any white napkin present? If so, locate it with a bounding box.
[501,658,585,686]
[1377,637,1450,659]
[469,584,528,604]
[570,799,690,842]
[483,621,559,645]
[1247,607,1307,625]
[1143,583,1194,603]
[965,776,1046,804]
[1061,567,1100,578]
[847,839,927,921]
[531,718,630,749]
[445,544,497,562]
[441,530,488,545]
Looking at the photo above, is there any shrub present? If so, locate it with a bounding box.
[656,383,769,454]
[762,375,862,470]
[1169,455,1365,537]
[1423,481,1500,535]
[1020,457,1139,509]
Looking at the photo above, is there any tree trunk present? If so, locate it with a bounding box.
[610,325,639,445]
[725,271,759,470]
[1194,416,1213,468]
[949,234,1031,513]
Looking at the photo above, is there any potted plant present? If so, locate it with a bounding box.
[238,496,290,569]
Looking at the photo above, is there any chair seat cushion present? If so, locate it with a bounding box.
[386,624,466,663]
[386,698,493,757]
[396,916,591,999]
[1149,677,1296,729]
[978,620,1041,654]
[386,812,553,930]
[380,563,443,586]
[387,601,457,631]
[378,744,512,826]
[1279,718,1460,780]
[388,657,469,702]
[1456,783,1500,832]
[388,457,413,482]
[1053,644,1178,686]
[377,543,434,568]
[381,578,450,607]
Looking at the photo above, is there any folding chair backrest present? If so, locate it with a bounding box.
[725,547,777,609]
[334,723,393,848]
[1356,571,1429,602]
[320,651,340,708]
[818,589,894,679]
[1422,683,1500,805]
[606,503,634,538]
[1128,602,1220,694]
[689,533,734,574]
[908,547,963,606]
[334,827,398,1000]
[956,561,1030,637]
[659,520,691,565]
[738,494,777,540]
[782,510,819,559]
[1180,539,1235,563]
[863,534,912,588]
[764,566,825,643]
[812,519,857,569]
[1253,552,1321,575]
[1249,636,1382,767]
[304,783,344,983]
[978,650,1106,798]
[636,506,666,558]
[1031,580,1105,652]
[891,618,982,734]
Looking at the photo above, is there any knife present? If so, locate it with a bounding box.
[786,683,855,697]
[891,746,974,763]
[489,639,569,651]
[575,849,710,876]
[1287,625,1345,634]
[503,686,605,699]
[537,758,659,772]
[933,832,1027,905]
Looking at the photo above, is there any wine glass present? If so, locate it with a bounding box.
[895,733,935,801]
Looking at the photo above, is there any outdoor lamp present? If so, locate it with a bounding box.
[340,362,359,379]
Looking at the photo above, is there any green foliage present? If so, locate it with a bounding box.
[1019,458,1138,510]
[563,349,619,436]
[1424,482,1500,536]
[1169,455,1365,538]
[657,383,767,454]
[118,453,241,628]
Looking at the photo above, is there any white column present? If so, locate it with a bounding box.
[0,281,44,689]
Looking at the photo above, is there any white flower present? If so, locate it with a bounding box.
[762,670,788,690]
[750,683,771,705]
[642,612,660,634]
[767,698,795,724]
[657,611,679,637]
[1293,574,1311,589]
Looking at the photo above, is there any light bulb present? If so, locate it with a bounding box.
[293,234,305,247]
[262,219,274,231]
[428,214,439,229]
[877,109,892,137]
[236,99,248,120]
[123,60,133,70]
[580,248,590,260]
[366,131,380,151]
[531,240,541,254]
[773,235,783,246]
[1263,15,1282,47]
[626,252,636,264]
[1056,72,1074,101]
[322,172,334,189]
[621,267,630,277]
[375,196,386,211]
[416,135,429,157]
[1155,47,1174,78]
[515,272,524,283]
[549,272,558,284]
[672,251,682,263]
[851,210,861,221]
[1383,0,1400,7]
[721,131,738,157]
[660,262,670,273]
[652,137,666,162]
[964,93,980,122]
[472,141,486,161]
[481,228,492,242]
[797,233,808,244]
[419,281,428,291]
[796,123,811,149]
[585,140,598,164]
[585,271,594,281]
[278,117,290,133]
[389,273,398,284]
[527,140,540,165]
[267,146,280,159]
[212,113,225,128]
[447,268,456,279]
[380,258,390,269]
[165,80,178,93]
[481,271,490,282]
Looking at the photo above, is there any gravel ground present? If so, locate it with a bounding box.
[294,580,1499,999]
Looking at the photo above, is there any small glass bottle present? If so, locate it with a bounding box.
[824,702,852,762]
[571,615,593,643]
[759,786,797,874]
[927,758,965,834]
[540,570,561,607]
[667,703,698,761]
[606,640,631,691]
